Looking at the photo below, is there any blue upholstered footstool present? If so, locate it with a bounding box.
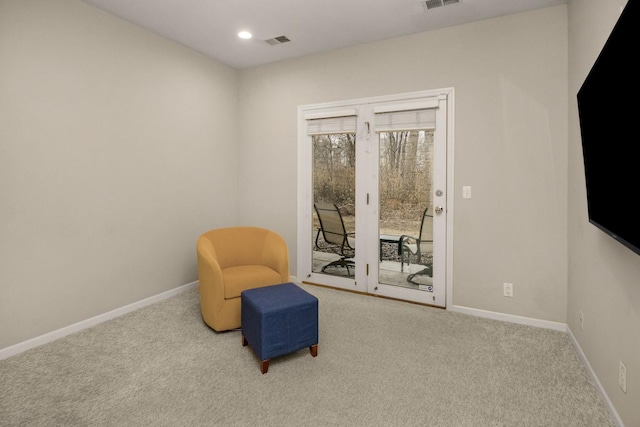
[241,282,319,374]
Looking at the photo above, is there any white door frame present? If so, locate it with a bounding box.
[297,88,455,308]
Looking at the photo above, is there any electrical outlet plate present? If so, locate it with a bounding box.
[462,186,472,199]
[619,361,627,393]
[503,282,513,297]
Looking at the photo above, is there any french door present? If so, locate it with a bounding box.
[297,89,452,307]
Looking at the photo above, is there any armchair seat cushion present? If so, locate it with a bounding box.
[223,265,284,299]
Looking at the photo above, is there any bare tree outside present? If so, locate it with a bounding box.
[313,133,356,210]
[312,129,433,240]
[379,130,433,235]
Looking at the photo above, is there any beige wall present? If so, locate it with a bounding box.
[238,6,569,323]
[568,0,639,425]
[0,0,238,349]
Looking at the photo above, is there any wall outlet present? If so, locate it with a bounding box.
[579,311,584,331]
[619,361,627,393]
[503,282,513,297]
[462,186,472,199]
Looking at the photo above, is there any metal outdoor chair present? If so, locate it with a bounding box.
[399,208,433,282]
[314,202,355,275]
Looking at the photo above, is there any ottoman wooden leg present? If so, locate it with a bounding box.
[260,359,270,374]
[242,335,248,346]
[310,344,318,357]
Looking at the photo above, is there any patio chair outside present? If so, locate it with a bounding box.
[314,202,355,275]
[399,208,433,274]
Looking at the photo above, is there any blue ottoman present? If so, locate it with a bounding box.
[241,282,318,374]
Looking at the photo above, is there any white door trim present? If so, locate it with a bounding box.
[297,88,455,307]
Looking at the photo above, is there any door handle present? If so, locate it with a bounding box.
[435,206,444,214]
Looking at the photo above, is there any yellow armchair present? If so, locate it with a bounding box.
[196,226,290,332]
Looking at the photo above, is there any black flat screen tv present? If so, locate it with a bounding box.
[577,0,640,256]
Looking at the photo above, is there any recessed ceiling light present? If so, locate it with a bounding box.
[238,31,252,40]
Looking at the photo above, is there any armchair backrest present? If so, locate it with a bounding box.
[199,226,288,272]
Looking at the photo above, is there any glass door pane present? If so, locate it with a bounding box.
[311,133,356,278]
[378,130,434,291]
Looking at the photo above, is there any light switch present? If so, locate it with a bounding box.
[462,186,472,199]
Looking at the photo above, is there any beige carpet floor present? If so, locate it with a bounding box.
[0,283,615,426]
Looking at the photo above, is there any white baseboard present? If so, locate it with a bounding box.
[450,304,567,331]
[567,326,625,427]
[0,281,199,361]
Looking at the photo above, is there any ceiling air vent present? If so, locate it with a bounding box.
[265,35,291,46]
[423,0,459,10]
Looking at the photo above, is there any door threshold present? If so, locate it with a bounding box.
[301,280,445,309]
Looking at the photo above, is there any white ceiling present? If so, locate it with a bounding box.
[81,0,568,69]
